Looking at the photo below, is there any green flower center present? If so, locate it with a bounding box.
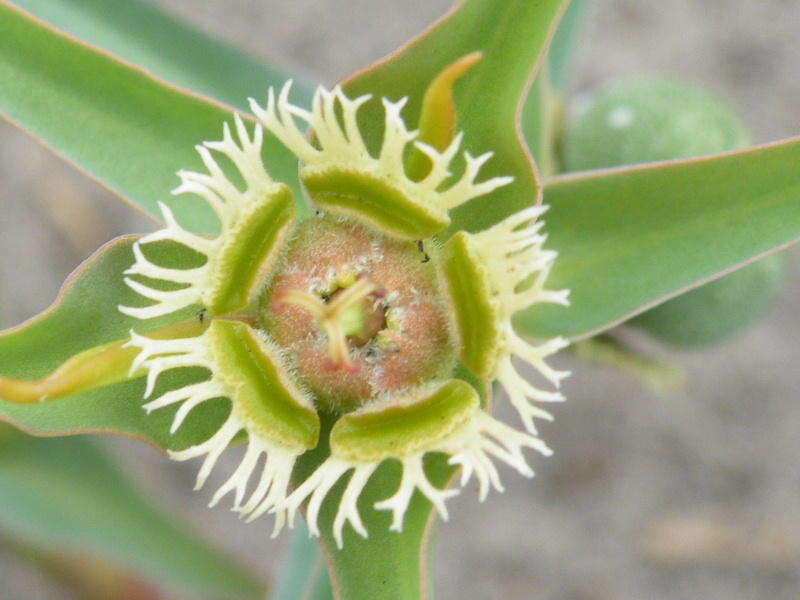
[328,284,388,345]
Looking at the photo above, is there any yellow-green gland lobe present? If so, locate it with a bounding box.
[439,207,570,379]
[302,167,449,241]
[125,319,320,529]
[281,378,551,547]
[330,379,478,462]
[207,320,319,451]
[206,186,294,315]
[261,215,456,413]
[119,116,296,320]
[438,207,571,435]
[439,231,501,377]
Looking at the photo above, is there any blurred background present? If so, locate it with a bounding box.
[1,1,799,598]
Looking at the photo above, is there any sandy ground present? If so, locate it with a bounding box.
[1,1,799,599]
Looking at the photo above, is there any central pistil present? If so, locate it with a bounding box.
[279,276,385,369]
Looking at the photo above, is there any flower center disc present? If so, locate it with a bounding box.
[260,215,455,413]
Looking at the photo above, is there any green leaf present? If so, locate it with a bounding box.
[303,2,569,598]
[521,0,588,175]
[272,522,333,600]
[0,1,305,234]
[546,0,588,91]
[0,237,226,450]
[11,0,313,113]
[515,138,800,339]
[0,427,265,599]
[560,76,787,347]
[342,0,570,236]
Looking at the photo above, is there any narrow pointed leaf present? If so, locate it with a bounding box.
[343,0,569,235]
[0,238,225,449]
[11,0,313,112]
[515,138,800,339]
[546,0,588,91]
[522,73,559,177]
[272,522,333,600]
[0,1,303,233]
[0,427,265,599]
[522,0,588,174]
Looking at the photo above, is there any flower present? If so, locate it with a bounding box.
[121,80,569,548]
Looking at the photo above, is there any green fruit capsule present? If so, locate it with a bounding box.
[630,254,787,347]
[562,78,751,171]
[562,77,786,347]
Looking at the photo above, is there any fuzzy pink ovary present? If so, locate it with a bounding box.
[369,241,437,299]
[296,343,372,408]
[267,275,318,344]
[377,299,452,392]
[260,215,455,412]
[287,220,373,275]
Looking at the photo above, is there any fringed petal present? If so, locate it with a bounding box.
[250,81,512,240]
[119,117,295,320]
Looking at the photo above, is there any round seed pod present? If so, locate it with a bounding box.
[562,77,786,347]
